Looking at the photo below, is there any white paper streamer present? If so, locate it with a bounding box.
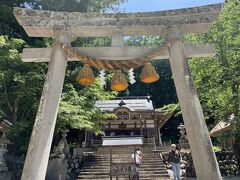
[128,68,136,84]
[99,70,106,86]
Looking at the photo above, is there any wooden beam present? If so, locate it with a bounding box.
[21,43,216,62]
[13,4,222,37]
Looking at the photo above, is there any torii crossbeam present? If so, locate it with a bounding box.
[13,3,223,180]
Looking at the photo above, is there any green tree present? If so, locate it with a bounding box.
[0,0,125,12]
[0,0,125,155]
[187,0,240,162]
[0,36,46,154]
[0,36,45,123]
[57,81,117,135]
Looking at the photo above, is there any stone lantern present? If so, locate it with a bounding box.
[0,134,9,171]
[177,123,190,149]
[0,133,11,180]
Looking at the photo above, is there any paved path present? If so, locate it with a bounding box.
[168,169,240,180]
[186,177,240,180]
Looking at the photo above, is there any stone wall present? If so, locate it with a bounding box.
[0,172,11,180]
[216,151,239,176]
[66,148,95,179]
[46,158,68,180]
[4,154,24,180]
[67,157,83,179]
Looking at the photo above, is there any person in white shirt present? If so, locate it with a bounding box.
[131,148,143,180]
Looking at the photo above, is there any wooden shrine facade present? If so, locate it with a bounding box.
[87,97,172,146]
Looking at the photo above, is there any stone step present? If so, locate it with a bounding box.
[84,159,162,162]
[84,156,163,160]
[140,164,166,168]
[77,178,169,180]
[77,174,170,179]
[96,150,155,153]
[140,171,169,175]
[140,166,166,170]
[85,155,161,158]
[80,164,166,169]
[87,154,160,157]
[80,165,167,170]
[79,169,168,174]
[86,156,161,159]
[80,168,167,172]
[142,179,169,180]
[77,177,169,180]
[84,160,163,164]
[92,154,158,157]
[97,148,153,151]
[93,151,157,153]
[77,175,112,179]
[80,168,167,173]
[94,152,155,155]
[74,146,170,180]
[84,159,164,163]
[83,162,164,166]
[82,164,165,168]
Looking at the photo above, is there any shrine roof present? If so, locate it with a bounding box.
[95,96,154,112]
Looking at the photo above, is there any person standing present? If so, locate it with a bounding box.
[131,148,142,180]
[168,144,181,180]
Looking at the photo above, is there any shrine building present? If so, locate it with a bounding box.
[87,96,172,146]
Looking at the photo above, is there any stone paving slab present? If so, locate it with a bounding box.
[186,177,240,180]
[168,168,240,180]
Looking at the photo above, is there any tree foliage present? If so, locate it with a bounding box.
[0,0,125,12]
[57,81,117,134]
[188,0,240,128]
[0,36,46,123]
[187,0,240,161]
[0,36,46,154]
[0,0,124,155]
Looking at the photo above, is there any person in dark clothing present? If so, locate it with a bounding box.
[168,144,181,180]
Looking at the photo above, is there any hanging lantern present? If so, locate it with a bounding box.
[76,64,95,85]
[111,70,128,91]
[140,63,160,83]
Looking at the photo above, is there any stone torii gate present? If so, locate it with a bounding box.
[13,4,223,180]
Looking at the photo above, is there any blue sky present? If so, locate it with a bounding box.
[116,0,224,12]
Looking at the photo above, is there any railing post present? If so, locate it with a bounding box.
[152,137,156,150]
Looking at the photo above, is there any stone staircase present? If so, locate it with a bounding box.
[77,146,170,180]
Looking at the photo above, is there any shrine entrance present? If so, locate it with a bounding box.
[13,3,223,180]
[88,96,172,147]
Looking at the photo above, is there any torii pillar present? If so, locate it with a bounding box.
[20,32,71,180]
[167,28,222,179]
